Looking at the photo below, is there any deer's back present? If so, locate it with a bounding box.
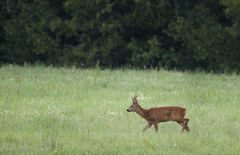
[146,106,186,122]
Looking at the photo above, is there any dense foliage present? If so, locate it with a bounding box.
[0,0,240,71]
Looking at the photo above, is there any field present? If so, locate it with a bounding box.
[0,65,240,155]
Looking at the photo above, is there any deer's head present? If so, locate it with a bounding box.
[127,96,139,112]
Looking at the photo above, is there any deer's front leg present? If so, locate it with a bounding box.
[154,123,158,132]
[143,123,152,132]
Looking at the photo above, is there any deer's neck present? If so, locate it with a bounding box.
[135,104,147,118]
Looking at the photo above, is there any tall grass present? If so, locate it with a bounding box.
[0,65,240,154]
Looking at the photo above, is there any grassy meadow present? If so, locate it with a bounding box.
[0,65,240,155]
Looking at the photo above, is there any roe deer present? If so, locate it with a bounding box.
[127,96,190,133]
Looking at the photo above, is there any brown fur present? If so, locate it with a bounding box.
[127,96,190,133]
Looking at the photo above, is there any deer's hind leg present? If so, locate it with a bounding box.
[177,121,190,133]
[184,118,189,125]
[183,118,190,132]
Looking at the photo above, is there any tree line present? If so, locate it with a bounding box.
[0,0,240,72]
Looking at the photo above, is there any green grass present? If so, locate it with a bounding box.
[0,65,240,155]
